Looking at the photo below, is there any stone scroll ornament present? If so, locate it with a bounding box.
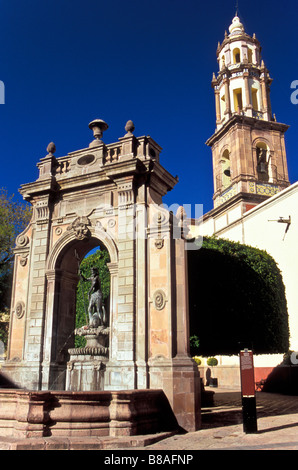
[16,234,29,247]
[67,216,91,240]
[15,235,30,267]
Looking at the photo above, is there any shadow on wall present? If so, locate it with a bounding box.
[261,363,298,395]
[0,371,20,389]
[205,367,218,388]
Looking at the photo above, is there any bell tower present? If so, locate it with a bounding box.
[206,15,290,214]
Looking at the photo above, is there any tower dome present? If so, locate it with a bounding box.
[229,15,245,36]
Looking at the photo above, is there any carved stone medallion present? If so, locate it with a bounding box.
[55,226,63,236]
[155,238,164,249]
[15,301,25,319]
[153,289,166,311]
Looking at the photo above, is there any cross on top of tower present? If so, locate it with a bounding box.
[235,0,239,16]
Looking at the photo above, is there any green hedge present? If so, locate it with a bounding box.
[75,249,110,347]
[188,237,289,356]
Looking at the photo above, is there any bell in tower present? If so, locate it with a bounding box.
[206,14,290,214]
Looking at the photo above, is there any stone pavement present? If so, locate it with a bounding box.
[135,387,298,451]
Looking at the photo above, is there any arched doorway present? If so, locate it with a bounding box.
[43,230,118,390]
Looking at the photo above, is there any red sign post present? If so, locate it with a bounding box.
[240,350,258,433]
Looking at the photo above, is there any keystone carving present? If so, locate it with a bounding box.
[67,216,91,240]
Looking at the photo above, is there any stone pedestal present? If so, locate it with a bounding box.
[66,326,109,391]
[149,356,201,431]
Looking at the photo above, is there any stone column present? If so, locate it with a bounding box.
[41,269,58,389]
[3,192,55,389]
[243,71,253,117]
[106,262,118,363]
[224,77,231,118]
[135,199,149,389]
[214,89,221,125]
[260,77,269,120]
[6,233,31,363]
[105,176,137,390]
[147,209,201,432]
[171,237,201,431]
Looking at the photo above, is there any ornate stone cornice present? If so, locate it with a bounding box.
[206,115,290,147]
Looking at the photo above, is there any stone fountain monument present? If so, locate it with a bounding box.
[1,119,201,434]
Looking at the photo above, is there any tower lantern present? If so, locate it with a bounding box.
[206,15,290,214]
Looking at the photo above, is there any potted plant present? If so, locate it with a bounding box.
[193,356,202,366]
[207,357,218,387]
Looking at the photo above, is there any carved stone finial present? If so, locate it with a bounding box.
[47,142,56,156]
[124,120,135,136]
[88,119,109,147]
[176,205,193,240]
[176,205,187,222]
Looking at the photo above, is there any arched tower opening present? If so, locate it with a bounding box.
[221,149,232,189]
[233,47,241,64]
[256,141,270,183]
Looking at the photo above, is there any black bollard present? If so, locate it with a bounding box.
[240,350,258,434]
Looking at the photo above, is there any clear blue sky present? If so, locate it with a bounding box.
[0,0,297,215]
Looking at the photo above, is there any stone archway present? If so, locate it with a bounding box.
[42,229,118,390]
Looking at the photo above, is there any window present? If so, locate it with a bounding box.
[233,88,243,112]
[248,48,253,64]
[233,48,241,64]
[252,88,258,111]
[221,55,226,69]
[222,149,231,188]
[220,94,226,117]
